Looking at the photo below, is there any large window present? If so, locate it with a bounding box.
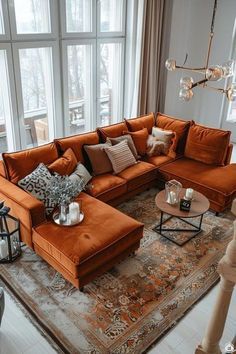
[0,0,126,155]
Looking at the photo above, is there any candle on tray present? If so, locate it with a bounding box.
[185,188,193,200]
[69,202,80,223]
[170,191,176,204]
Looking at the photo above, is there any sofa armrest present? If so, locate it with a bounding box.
[0,176,46,248]
[225,144,233,165]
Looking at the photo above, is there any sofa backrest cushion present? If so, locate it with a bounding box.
[55,132,99,165]
[156,113,191,154]
[125,113,155,133]
[184,122,231,166]
[48,148,77,176]
[97,122,127,142]
[2,142,58,184]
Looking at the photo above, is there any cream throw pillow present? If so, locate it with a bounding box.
[104,140,137,174]
[152,126,174,143]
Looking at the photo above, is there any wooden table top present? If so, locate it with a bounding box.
[155,189,210,218]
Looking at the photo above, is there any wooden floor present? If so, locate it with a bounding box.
[1,145,235,354]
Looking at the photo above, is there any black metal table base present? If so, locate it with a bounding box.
[153,211,204,246]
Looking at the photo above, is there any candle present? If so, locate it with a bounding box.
[0,239,9,259]
[170,191,176,204]
[69,202,80,223]
[185,188,193,200]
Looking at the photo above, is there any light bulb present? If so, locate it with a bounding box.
[221,60,236,78]
[227,83,236,102]
[180,77,194,89]
[165,59,176,71]
[206,66,223,81]
[179,89,194,101]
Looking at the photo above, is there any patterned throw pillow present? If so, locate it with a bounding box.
[18,163,56,216]
[106,135,139,160]
[104,140,137,174]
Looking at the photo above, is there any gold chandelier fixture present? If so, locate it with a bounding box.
[165,0,236,102]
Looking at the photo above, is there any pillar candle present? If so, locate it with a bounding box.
[69,202,80,223]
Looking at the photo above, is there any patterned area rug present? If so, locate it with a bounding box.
[0,188,234,353]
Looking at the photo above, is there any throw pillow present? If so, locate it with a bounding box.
[18,163,56,216]
[123,128,149,156]
[125,112,155,133]
[147,136,168,157]
[48,148,77,176]
[84,143,113,175]
[152,127,174,143]
[69,162,92,185]
[106,135,139,160]
[104,140,137,174]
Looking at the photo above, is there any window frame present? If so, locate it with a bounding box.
[8,0,58,40]
[61,38,96,136]
[0,0,10,40]
[12,40,62,149]
[60,0,96,39]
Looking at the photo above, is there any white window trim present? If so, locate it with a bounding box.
[0,43,20,151]
[8,0,58,41]
[61,38,96,136]
[60,0,96,39]
[12,41,62,149]
[97,37,125,126]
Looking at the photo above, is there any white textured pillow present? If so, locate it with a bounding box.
[70,162,92,185]
[104,140,137,174]
[152,126,174,143]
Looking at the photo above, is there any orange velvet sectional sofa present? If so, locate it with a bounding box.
[0,112,236,288]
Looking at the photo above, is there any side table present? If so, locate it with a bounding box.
[153,189,210,246]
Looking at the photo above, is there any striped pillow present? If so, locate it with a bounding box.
[104,140,137,174]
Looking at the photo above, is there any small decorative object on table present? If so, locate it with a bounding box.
[47,174,86,226]
[0,201,21,263]
[180,188,194,211]
[165,179,182,205]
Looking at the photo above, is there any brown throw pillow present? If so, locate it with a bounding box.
[48,148,77,176]
[104,140,137,174]
[123,128,149,156]
[106,135,139,160]
[84,143,113,175]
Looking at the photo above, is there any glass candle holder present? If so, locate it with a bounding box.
[165,180,182,205]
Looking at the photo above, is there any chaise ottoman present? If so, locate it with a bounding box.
[32,193,144,288]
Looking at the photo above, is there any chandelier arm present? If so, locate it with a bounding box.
[175,65,206,74]
[192,78,208,88]
[204,85,226,93]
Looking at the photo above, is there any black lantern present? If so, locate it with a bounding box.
[0,201,21,263]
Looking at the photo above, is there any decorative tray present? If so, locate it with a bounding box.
[53,211,84,226]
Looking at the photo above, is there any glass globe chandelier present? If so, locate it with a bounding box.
[165,0,236,102]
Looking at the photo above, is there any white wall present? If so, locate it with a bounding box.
[164,0,236,134]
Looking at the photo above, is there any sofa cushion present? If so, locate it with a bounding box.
[70,162,92,186]
[123,128,149,156]
[2,142,58,184]
[87,174,127,202]
[55,132,99,165]
[33,192,143,277]
[18,163,56,216]
[144,155,175,167]
[118,161,156,191]
[48,148,77,176]
[97,122,127,142]
[156,113,191,154]
[107,135,139,160]
[84,143,113,175]
[104,140,137,174]
[125,112,155,133]
[184,122,231,166]
[158,158,236,210]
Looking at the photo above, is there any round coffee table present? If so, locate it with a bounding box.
[153,189,210,246]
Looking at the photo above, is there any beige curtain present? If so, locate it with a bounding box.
[137,0,173,115]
